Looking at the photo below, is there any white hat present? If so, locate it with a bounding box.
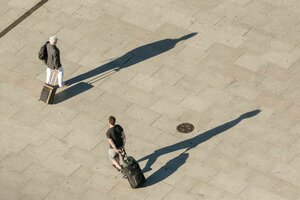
[49,35,58,44]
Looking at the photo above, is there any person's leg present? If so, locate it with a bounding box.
[46,67,51,84]
[57,67,64,87]
[109,149,122,170]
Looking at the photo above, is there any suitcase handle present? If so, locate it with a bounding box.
[120,149,128,161]
[49,70,58,85]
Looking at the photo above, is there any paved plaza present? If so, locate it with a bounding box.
[0,0,300,199]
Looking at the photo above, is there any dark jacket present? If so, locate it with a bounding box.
[46,43,62,70]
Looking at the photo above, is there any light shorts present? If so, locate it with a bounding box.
[108,148,122,161]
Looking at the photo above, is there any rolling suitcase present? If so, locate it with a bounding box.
[39,70,58,104]
[121,150,146,188]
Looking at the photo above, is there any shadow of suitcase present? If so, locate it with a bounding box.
[39,70,58,104]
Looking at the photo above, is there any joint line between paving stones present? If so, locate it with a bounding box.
[242,27,253,37]
[244,0,254,8]
[237,184,250,198]
[0,0,48,38]
[68,165,81,178]
[214,16,226,26]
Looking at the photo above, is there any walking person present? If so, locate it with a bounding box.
[46,35,68,87]
[106,116,126,172]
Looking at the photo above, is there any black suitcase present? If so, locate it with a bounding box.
[39,69,58,104]
[39,84,57,104]
[121,150,146,188]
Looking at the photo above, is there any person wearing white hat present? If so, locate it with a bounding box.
[46,35,68,87]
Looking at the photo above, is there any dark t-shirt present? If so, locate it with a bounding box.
[106,125,124,149]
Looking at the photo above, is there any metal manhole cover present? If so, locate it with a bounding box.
[177,123,194,134]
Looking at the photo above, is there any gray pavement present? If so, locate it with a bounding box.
[0,0,300,199]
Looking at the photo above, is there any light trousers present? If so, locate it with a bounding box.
[46,67,64,87]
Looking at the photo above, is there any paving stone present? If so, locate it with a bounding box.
[74,99,111,121]
[42,154,81,177]
[179,93,212,113]
[1,0,300,198]
[204,152,235,172]
[254,92,291,112]
[143,181,174,200]
[23,164,66,187]
[284,104,300,121]
[39,136,72,156]
[160,9,196,30]
[262,47,300,69]
[33,116,74,139]
[262,129,298,147]
[174,175,201,192]
[64,129,99,151]
[98,77,129,96]
[199,87,235,106]
[70,113,105,135]
[19,144,53,164]
[235,53,265,71]
[128,73,162,92]
[266,112,298,130]
[126,121,163,144]
[162,188,199,200]
[84,172,119,192]
[0,187,23,200]
[150,98,188,120]
[181,162,218,182]
[79,189,111,200]
[123,104,161,125]
[191,178,226,199]
[19,179,54,200]
[53,12,83,30]
[237,152,277,173]
[121,86,158,107]
[0,170,31,191]
[271,180,300,200]
[245,171,280,190]
[151,115,181,136]
[216,191,245,200]
[265,144,298,164]
[152,83,189,104]
[68,166,96,183]
[107,182,148,200]
[0,51,24,69]
[210,140,243,160]
[206,43,244,63]
[174,75,206,93]
[197,68,234,90]
[239,185,288,200]
[280,85,300,105]
[0,154,32,173]
[44,189,82,200]
[290,155,300,170]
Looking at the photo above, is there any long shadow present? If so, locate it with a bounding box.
[139,109,261,186]
[143,152,189,187]
[66,32,197,85]
[53,82,93,104]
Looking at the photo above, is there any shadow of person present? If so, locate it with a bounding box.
[66,32,197,85]
[142,152,189,187]
[53,82,93,104]
[138,109,261,174]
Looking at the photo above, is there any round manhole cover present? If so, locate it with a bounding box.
[177,123,194,134]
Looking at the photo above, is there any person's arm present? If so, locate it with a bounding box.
[108,138,118,152]
[53,49,62,70]
[122,131,126,149]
